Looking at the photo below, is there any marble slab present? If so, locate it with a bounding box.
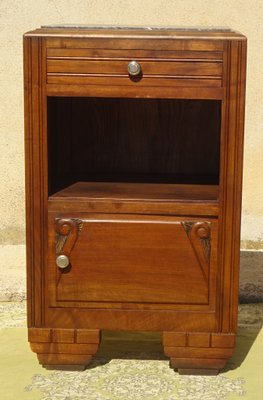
[41,24,232,32]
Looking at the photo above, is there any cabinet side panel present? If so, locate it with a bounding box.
[229,40,247,331]
[219,39,247,332]
[24,36,47,327]
[24,36,33,326]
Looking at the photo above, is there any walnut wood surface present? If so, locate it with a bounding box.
[47,58,222,76]
[49,182,219,216]
[24,27,246,373]
[52,182,219,201]
[48,216,217,306]
[29,328,100,368]
[48,182,219,216]
[47,58,222,89]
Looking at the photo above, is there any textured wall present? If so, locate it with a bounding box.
[0,0,262,247]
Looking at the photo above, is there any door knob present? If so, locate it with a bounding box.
[128,61,141,77]
[56,254,70,269]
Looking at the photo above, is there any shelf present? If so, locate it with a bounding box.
[49,181,219,216]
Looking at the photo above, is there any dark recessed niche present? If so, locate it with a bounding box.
[47,97,221,195]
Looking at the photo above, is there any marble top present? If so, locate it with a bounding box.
[41,24,232,32]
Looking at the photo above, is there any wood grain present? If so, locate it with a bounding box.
[24,27,246,372]
[48,217,217,305]
[24,36,47,328]
[29,328,100,368]
[49,182,219,216]
[52,182,219,201]
[47,47,223,60]
[163,331,235,373]
[47,59,222,76]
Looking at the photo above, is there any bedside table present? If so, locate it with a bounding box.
[24,26,246,374]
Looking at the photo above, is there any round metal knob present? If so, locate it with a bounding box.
[56,254,70,269]
[128,61,141,77]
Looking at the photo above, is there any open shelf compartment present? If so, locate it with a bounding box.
[48,97,221,204]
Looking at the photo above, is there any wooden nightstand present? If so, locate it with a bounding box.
[24,26,246,374]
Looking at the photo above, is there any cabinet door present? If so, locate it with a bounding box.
[48,215,218,309]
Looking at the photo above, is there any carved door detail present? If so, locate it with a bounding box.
[49,217,217,309]
[181,221,211,283]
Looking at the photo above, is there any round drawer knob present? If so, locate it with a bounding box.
[56,254,70,269]
[128,61,141,77]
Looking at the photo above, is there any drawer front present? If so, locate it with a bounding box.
[46,46,223,88]
[47,214,218,309]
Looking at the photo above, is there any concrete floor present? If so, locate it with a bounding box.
[0,245,26,301]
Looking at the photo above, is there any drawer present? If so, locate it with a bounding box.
[47,214,218,309]
[46,47,223,88]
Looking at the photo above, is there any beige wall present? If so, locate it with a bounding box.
[0,0,262,248]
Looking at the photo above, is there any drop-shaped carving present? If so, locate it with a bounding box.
[181,221,211,283]
[55,218,83,257]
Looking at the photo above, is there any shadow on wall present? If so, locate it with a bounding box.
[239,250,263,303]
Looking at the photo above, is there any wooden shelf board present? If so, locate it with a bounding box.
[48,182,219,216]
[51,181,219,203]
